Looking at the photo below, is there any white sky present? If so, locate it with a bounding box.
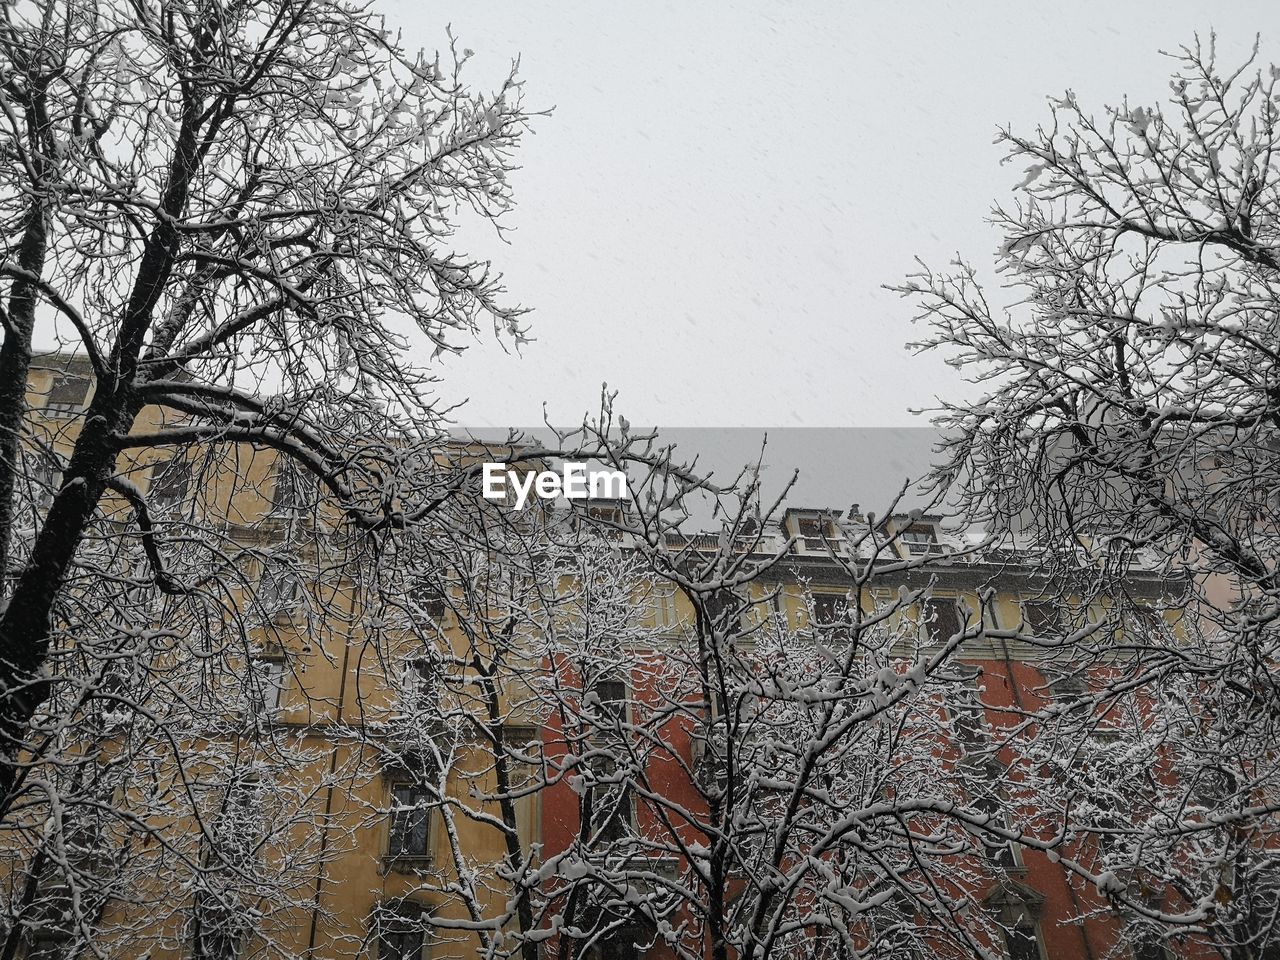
[379,0,1273,428]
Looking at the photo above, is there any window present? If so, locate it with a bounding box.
[25,934,72,960]
[949,696,988,757]
[694,690,764,792]
[987,891,1045,960]
[44,373,90,416]
[59,808,109,878]
[972,789,1021,871]
[1045,672,1087,701]
[1124,602,1163,640]
[586,676,633,844]
[593,677,628,729]
[1132,940,1171,960]
[501,725,540,759]
[400,659,436,710]
[584,928,641,960]
[573,498,626,541]
[378,925,423,960]
[793,514,838,553]
[248,658,286,716]
[921,597,964,645]
[703,588,744,634]
[942,670,989,759]
[150,455,193,515]
[500,725,542,847]
[94,659,135,731]
[388,784,432,859]
[1079,732,1129,840]
[586,754,633,845]
[811,593,850,639]
[28,453,61,512]
[1003,923,1044,960]
[1020,599,1061,637]
[192,895,243,960]
[272,461,319,514]
[651,583,684,629]
[407,577,447,621]
[258,565,303,614]
[899,523,941,557]
[693,731,727,793]
[375,904,428,960]
[1192,765,1239,809]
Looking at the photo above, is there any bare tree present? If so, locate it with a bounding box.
[0,0,536,808]
[425,446,1059,960]
[895,32,1280,954]
[0,1,543,956]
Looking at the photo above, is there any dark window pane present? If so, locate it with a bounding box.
[1004,926,1041,960]
[1133,942,1168,960]
[45,374,90,415]
[248,659,285,714]
[26,938,70,960]
[586,754,632,844]
[594,679,627,726]
[703,588,738,626]
[587,929,640,960]
[923,599,963,644]
[901,524,940,556]
[389,785,431,857]
[401,659,435,709]
[151,456,193,512]
[378,928,424,960]
[972,791,1017,869]
[192,893,242,960]
[407,578,446,620]
[812,594,849,637]
[194,926,240,960]
[1022,600,1061,637]
[273,462,319,513]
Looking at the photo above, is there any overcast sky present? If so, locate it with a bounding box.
[378,0,1273,430]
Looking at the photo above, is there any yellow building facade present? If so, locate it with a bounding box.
[3,354,1187,960]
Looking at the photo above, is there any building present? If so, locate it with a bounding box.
[3,354,1225,960]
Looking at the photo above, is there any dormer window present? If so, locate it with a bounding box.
[899,523,941,558]
[44,373,91,417]
[577,498,626,541]
[787,511,840,555]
